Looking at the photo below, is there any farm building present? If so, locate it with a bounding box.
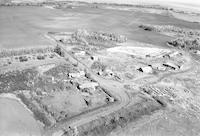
[138,66,153,74]
[163,62,179,70]
[78,82,99,90]
[68,71,85,78]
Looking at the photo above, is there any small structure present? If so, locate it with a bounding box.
[97,70,103,76]
[163,51,182,58]
[163,62,179,70]
[138,66,153,74]
[50,76,56,83]
[68,71,85,78]
[90,56,98,61]
[74,51,86,56]
[78,82,99,90]
[194,50,200,55]
[163,54,170,59]
[108,97,115,102]
[105,69,114,76]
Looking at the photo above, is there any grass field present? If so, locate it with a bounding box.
[109,110,200,136]
[0,96,43,136]
[1,5,200,49]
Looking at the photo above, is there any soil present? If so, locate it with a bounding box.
[0,96,43,136]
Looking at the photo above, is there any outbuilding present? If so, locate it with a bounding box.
[90,56,98,61]
[138,66,153,74]
[68,71,85,78]
[74,51,86,56]
[163,62,179,70]
[78,82,99,90]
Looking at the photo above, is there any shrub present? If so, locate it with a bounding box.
[139,25,154,31]
[0,47,53,58]
[139,24,200,37]
[168,37,200,50]
[37,55,45,60]
[71,29,127,46]
[91,61,107,72]
[19,56,28,62]
[54,45,65,57]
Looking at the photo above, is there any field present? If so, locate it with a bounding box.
[1,4,200,49]
[0,94,43,136]
[109,109,200,136]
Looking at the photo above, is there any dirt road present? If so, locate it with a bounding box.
[44,41,131,136]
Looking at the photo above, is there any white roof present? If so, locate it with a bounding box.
[141,66,153,73]
[163,62,179,68]
[79,82,99,89]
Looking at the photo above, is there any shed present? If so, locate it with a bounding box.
[68,71,85,78]
[78,82,99,90]
[74,51,86,56]
[90,56,98,61]
[138,66,153,74]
